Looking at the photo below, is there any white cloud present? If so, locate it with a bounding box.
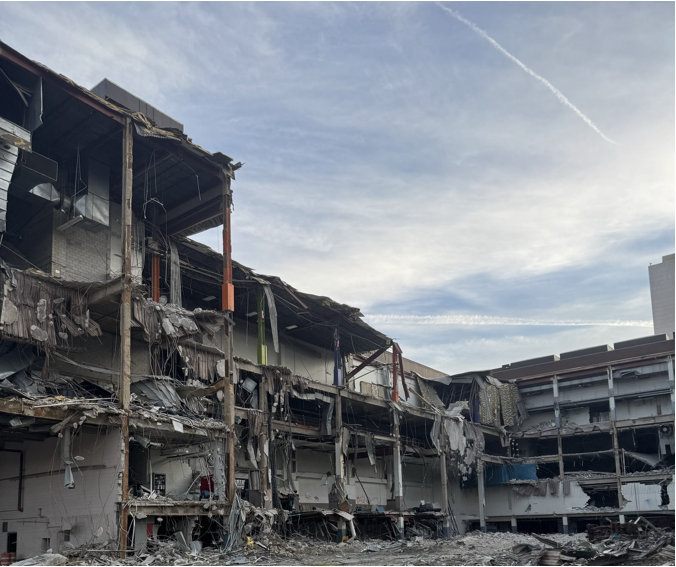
[364,314,652,327]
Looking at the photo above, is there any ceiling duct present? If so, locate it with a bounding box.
[72,158,110,232]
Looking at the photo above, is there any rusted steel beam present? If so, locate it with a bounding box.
[345,347,388,382]
[118,117,133,558]
[221,175,236,507]
[221,179,234,312]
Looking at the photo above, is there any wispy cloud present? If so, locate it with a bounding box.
[436,2,618,145]
[364,314,653,327]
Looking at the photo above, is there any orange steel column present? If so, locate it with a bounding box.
[222,192,234,311]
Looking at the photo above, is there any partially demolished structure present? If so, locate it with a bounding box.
[0,41,673,564]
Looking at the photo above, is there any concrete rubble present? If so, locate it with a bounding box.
[11,518,668,567]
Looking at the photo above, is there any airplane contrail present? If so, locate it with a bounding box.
[364,314,652,327]
[436,3,618,145]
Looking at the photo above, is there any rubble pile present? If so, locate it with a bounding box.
[13,516,674,566]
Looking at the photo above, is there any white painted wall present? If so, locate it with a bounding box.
[0,427,121,559]
[622,482,675,514]
[233,324,333,384]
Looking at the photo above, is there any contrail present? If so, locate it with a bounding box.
[364,314,652,327]
[436,3,618,145]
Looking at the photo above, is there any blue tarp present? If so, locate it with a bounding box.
[484,464,537,486]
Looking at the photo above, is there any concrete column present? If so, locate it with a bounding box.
[607,366,616,421]
[510,516,517,533]
[440,450,451,538]
[667,355,675,414]
[611,424,623,505]
[619,514,626,524]
[212,439,227,499]
[118,117,133,558]
[553,376,560,428]
[336,519,347,543]
[335,392,344,482]
[258,384,268,496]
[396,516,405,540]
[477,461,486,533]
[392,425,404,512]
[562,516,569,534]
[557,435,564,480]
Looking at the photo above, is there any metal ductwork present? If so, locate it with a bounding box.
[72,158,110,232]
[0,142,18,233]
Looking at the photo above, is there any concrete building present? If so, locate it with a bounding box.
[649,253,675,337]
[1,40,673,563]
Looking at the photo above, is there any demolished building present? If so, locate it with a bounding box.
[0,40,673,564]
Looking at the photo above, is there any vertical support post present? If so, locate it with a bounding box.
[440,450,451,538]
[259,381,269,496]
[151,253,160,303]
[256,288,267,365]
[608,366,616,421]
[553,376,560,428]
[611,424,623,507]
[118,118,133,557]
[392,418,404,516]
[510,516,517,533]
[391,346,399,402]
[667,355,674,414]
[619,514,626,524]
[562,516,569,534]
[333,324,342,387]
[477,461,486,533]
[221,178,236,507]
[335,391,344,483]
[557,434,564,481]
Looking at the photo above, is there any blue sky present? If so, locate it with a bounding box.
[2,2,673,373]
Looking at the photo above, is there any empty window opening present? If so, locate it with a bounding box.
[516,518,560,534]
[6,533,17,554]
[589,402,611,423]
[580,486,619,508]
[41,538,50,552]
[562,432,613,454]
[536,462,560,479]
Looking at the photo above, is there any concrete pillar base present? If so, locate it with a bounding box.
[396,516,405,539]
[442,517,452,539]
[511,517,517,533]
[562,516,569,535]
[335,519,347,543]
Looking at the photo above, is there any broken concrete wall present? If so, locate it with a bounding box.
[447,479,480,534]
[59,332,153,381]
[146,448,197,500]
[293,449,334,507]
[621,481,675,513]
[615,394,672,420]
[51,210,111,282]
[232,324,333,383]
[519,411,557,430]
[484,481,589,518]
[0,427,121,559]
[348,457,388,507]
[401,462,442,509]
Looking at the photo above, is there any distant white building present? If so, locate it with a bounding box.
[648,253,675,337]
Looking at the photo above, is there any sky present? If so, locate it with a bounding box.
[2,1,673,374]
